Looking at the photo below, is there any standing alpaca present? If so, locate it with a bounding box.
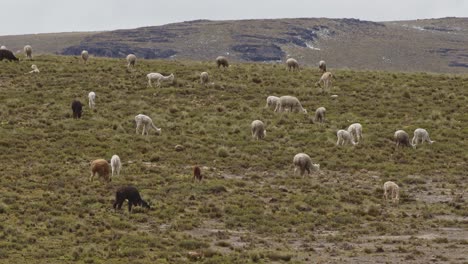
[71,100,83,119]
[24,45,33,60]
[251,120,266,140]
[318,60,327,73]
[200,72,209,85]
[111,155,122,178]
[314,107,326,123]
[383,181,400,204]
[81,50,89,64]
[193,166,202,182]
[135,114,162,135]
[88,92,96,109]
[126,54,137,69]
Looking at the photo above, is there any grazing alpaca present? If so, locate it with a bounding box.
[293,153,320,177]
[383,181,400,204]
[412,128,435,146]
[216,56,229,68]
[113,186,150,212]
[286,58,299,71]
[316,72,334,89]
[71,100,83,119]
[147,73,174,87]
[193,166,202,181]
[90,159,111,182]
[135,114,161,135]
[394,130,415,148]
[0,50,19,61]
[336,130,357,146]
[110,155,122,178]
[347,123,363,143]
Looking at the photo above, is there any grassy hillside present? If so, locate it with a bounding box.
[0,56,467,263]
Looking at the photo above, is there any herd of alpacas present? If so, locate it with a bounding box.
[2,46,437,210]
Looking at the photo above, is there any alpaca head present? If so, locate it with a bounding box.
[141,200,150,209]
[313,164,320,171]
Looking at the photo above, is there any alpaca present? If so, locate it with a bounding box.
[113,186,150,212]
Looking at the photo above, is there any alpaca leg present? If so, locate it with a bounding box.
[148,79,152,87]
[136,122,141,134]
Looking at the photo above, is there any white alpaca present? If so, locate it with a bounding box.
[286,58,299,71]
[251,120,266,140]
[319,60,327,72]
[24,45,33,60]
[110,155,122,178]
[265,95,280,109]
[316,72,333,89]
[200,72,209,85]
[293,153,320,177]
[336,130,357,146]
[412,128,434,146]
[126,54,137,69]
[274,96,307,113]
[314,107,326,123]
[383,181,400,204]
[88,92,96,108]
[347,123,363,142]
[135,114,162,135]
[81,50,89,64]
[147,73,174,87]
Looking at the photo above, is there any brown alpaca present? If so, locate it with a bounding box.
[193,166,202,181]
[90,159,111,182]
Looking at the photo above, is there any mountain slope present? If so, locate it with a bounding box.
[1,17,467,73]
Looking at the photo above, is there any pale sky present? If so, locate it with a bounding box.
[1,0,467,36]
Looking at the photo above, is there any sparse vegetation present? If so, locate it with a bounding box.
[0,55,466,263]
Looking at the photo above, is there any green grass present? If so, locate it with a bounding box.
[0,55,467,263]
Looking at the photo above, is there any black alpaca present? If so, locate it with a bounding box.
[113,186,150,212]
[71,100,83,119]
[0,50,19,62]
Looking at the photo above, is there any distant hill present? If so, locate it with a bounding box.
[1,17,467,73]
